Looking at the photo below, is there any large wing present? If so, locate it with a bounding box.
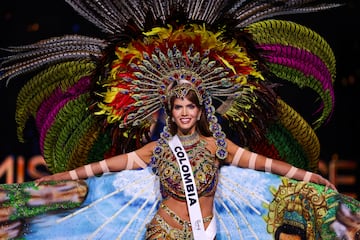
[1,166,358,240]
[215,166,359,240]
[0,36,113,173]
[0,168,160,239]
[241,20,336,171]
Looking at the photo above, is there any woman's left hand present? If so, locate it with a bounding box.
[309,173,337,192]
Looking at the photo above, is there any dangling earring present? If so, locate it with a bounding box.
[171,117,175,122]
[197,111,201,121]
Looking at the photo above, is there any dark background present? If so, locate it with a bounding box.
[0,1,359,182]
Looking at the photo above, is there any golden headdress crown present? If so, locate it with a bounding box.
[166,80,203,108]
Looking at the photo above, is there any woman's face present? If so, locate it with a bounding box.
[172,97,202,135]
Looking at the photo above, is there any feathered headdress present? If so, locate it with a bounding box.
[0,0,342,173]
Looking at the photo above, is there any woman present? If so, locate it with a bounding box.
[35,83,336,240]
[1,1,358,239]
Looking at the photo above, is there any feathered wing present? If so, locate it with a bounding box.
[241,19,336,172]
[0,169,160,239]
[215,166,360,240]
[22,169,161,240]
[0,179,88,239]
[0,36,111,173]
[1,167,357,240]
[247,19,336,128]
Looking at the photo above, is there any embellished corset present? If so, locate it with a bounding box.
[152,133,219,201]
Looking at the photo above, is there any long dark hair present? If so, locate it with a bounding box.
[167,90,212,137]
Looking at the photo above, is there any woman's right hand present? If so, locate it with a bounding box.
[35,171,72,185]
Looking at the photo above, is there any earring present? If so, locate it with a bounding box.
[172,117,175,122]
[197,115,200,121]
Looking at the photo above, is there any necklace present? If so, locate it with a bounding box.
[178,131,200,147]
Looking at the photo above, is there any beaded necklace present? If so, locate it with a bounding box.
[178,131,200,148]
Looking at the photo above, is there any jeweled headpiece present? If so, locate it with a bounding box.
[167,81,203,107]
[97,24,262,129]
[95,24,269,159]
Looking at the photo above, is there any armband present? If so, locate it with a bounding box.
[248,153,257,169]
[285,166,298,178]
[231,148,244,166]
[303,171,312,182]
[100,160,110,173]
[265,158,272,172]
[126,151,147,169]
[69,170,79,180]
[85,164,95,177]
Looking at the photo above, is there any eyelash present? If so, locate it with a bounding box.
[174,105,195,110]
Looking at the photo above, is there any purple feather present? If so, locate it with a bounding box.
[259,44,335,123]
[260,44,335,97]
[36,76,91,153]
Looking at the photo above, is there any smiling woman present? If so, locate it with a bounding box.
[0,1,359,240]
[169,86,204,135]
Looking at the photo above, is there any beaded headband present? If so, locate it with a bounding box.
[167,81,203,108]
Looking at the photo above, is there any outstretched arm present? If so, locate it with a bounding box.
[225,139,336,191]
[35,141,156,183]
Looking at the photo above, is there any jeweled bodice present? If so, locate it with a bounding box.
[151,133,219,201]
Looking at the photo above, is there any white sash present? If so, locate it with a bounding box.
[168,135,207,239]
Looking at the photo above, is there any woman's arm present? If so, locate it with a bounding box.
[35,141,156,183]
[225,139,336,190]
